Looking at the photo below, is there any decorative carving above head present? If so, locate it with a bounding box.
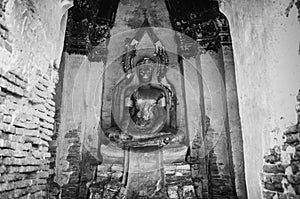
[121,13,169,74]
[192,19,221,48]
[166,0,230,55]
[121,41,169,80]
[174,18,221,53]
[87,19,112,62]
[88,19,111,47]
[65,0,120,62]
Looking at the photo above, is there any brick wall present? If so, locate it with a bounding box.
[262,92,300,198]
[0,69,56,198]
[0,0,72,198]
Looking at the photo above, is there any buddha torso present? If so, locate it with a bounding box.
[127,84,167,134]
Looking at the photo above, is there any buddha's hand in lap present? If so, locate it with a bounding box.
[108,131,121,142]
[119,133,133,142]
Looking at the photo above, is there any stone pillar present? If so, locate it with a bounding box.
[174,10,240,198]
[56,2,117,197]
[181,54,210,199]
[170,1,240,197]
[199,48,237,199]
[181,56,203,159]
[175,29,210,198]
[55,53,105,198]
[220,42,247,198]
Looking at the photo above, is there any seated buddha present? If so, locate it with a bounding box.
[103,56,185,149]
[102,56,187,197]
[99,6,188,163]
[100,42,188,162]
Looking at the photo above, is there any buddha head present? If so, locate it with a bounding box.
[136,57,156,83]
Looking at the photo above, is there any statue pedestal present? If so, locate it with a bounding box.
[125,146,165,198]
[92,160,197,199]
[97,142,189,198]
[100,143,188,165]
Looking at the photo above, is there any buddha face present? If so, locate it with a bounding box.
[137,64,153,83]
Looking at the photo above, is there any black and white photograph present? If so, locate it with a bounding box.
[0,0,299,198]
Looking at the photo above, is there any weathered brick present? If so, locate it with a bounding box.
[13,120,38,130]
[32,150,51,159]
[40,120,54,130]
[35,82,47,92]
[6,165,50,174]
[262,173,285,192]
[0,77,24,96]
[39,131,52,142]
[33,87,49,99]
[46,109,55,117]
[0,157,43,166]
[0,178,48,192]
[34,110,55,123]
[25,137,49,147]
[28,93,45,104]
[33,103,46,112]
[0,139,32,151]
[44,102,55,112]
[0,189,25,199]
[15,128,39,137]
[263,164,287,174]
[0,149,28,157]
[46,99,55,107]
[40,127,53,137]
[7,134,26,143]
[0,173,27,183]
[0,122,12,132]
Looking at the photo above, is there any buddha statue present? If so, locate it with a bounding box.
[100,40,187,198]
[106,57,183,148]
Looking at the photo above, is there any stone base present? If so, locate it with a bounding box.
[89,163,197,199]
[100,143,188,165]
